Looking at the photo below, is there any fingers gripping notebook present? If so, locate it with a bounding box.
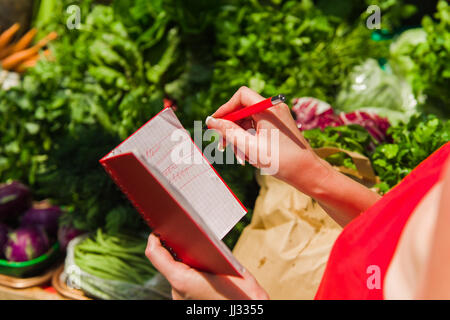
[100,107,247,276]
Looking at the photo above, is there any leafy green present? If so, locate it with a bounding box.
[335,58,418,124]
[388,0,450,117]
[371,114,450,193]
[389,28,427,86]
[0,0,257,237]
[303,115,449,195]
[0,1,180,232]
[198,0,389,119]
[303,125,376,170]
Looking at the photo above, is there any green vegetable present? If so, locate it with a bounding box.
[371,114,450,193]
[74,229,157,285]
[190,0,390,123]
[388,0,450,117]
[0,0,180,232]
[303,125,376,170]
[303,115,449,195]
[389,28,427,86]
[335,59,418,124]
[33,0,60,39]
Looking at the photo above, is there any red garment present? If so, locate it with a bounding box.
[315,142,450,300]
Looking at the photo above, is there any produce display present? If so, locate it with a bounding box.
[298,99,450,192]
[0,0,448,299]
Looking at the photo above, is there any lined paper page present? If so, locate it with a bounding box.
[110,108,246,239]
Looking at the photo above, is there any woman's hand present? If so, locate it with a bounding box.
[206,86,381,226]
[145,233,269,300]
[206,86,330,194]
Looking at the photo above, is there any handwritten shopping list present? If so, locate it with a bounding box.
[109,108,246,239]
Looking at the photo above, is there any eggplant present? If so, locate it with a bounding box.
[21,202,62,236]
[4,227,49,262]
[57,224,84,250]
[0,181,32,222]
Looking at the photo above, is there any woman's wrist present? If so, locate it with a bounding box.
[282,153,334,198]
[283,153,381,226]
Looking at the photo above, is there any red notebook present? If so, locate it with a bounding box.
[100,107,247,276]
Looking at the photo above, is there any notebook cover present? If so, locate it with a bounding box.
[100,152,243,276]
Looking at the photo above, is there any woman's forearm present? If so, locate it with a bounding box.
[287,158,381,227]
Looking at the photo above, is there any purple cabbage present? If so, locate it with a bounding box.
[338,111,390,143]
[57,224,84,250]
[292,97,390,142]
[0,223,10,258]
[0,181,32,222]
[21,203,62,236]
[4,227,49,262]
[292,97,341,130]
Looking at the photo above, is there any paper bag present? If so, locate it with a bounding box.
[232,147,377,299]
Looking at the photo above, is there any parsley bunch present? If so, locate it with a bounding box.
[371,114,450,193]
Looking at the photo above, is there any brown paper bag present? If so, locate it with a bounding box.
[232,147,377,299]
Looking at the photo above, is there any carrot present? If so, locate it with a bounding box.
[0,23,20,51]
[0,28,37,59]
[14,47,54,73]
[15,64,30,73]
[0,45,13,60]
[1,31,57,70]
[11,28,37,54]
[1,48,34,70]
[41,31,58,43]
[22,54,40,65]
[14,55,40,73]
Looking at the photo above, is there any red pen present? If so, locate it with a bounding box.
[220,94,286,122]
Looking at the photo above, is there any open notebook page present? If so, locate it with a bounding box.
[107,107,246,239]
